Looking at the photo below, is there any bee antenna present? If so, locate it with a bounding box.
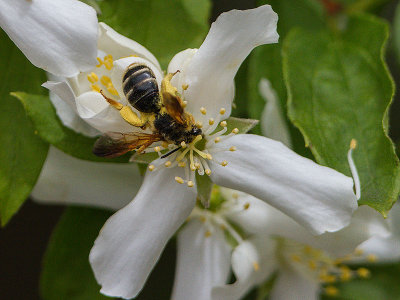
[161,146,182,159]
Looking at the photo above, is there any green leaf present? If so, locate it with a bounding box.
[0,31,49,226]
[40,207,113,300]
[394,1,400,65]
[213,117,259,135]
[196,172,213,207]
[247,0,326,157]
[97,0,211,69]
[12,92,130,163]
[283,14,400,213]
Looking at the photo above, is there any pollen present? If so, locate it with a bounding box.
[204,230,212,237]
[187,181,194,187]
[100,75,112,86]
[196,121,203,128]
[175,177,184,184]
[220,121,227,127]
[96,57,103,67]
[194,162,201,169]
[103,54,114,70]
[357,268,370,278]
[221,160,228,166]
[154,146,161,153]
[178,161,186,168]
[200,107,207,115]
[243,203,250,210]
[350,138,357,150]
[214,137,221,143]
[87,72,99,83]
[205,169,211,176]
[164,161,172,167]
[229,146,237,151]
[182,101,188,108]
[366,254,377,262]
[208,118,215,125]
[91,84,101,93]
[206,153,212,160]
[180,141,187,148]
[107,86,119,96]
[148,164,155,171]
[232,128,239,134]
[182,84,189,90]
[219,108,226,115]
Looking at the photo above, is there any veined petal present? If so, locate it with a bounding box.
[259,78,292,148]
[31,146,141,211]
[0,0,98,77]
[75,91,134,133]
[212,237,277,300]
[89,167,197,299]
[111,57,164,102]
[43,80,100,137]
[181,5,278,122]
[98,23,161,70]
[209,134,357,235]
[269,265,319,300]
[167,49,198,95]
[172,220,231,300]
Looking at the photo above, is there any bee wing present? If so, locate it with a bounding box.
[93,132,161,158]
[162,93,186,125]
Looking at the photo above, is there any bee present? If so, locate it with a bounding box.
[92,63,202,158]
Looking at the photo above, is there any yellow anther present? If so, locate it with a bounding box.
[232,128,239,134]
[182,84,189,90]
[357,268,370,278]
[220,121,227,127]
[200,107,207,115]
[308,260,317,270]
[182,101,188,108]
[206,154,212,160]
[229,146,237,151]
[96,57,103,67]
[103,54,114,70]
[187,181,194,187]
[180,141,187,148]
[107,85,119,96]
[291,254,302,262]
[164,161,172,167]
[243,203,250,210]
[87,72,99,83]
[154,146,161,152]
[91,84,101,93]
[194,162,201,169]
[367,254,377,262]
[220,108,226,115]
[208,118,215,125]
[148,165,155,171]
[204,230,212,237]
[178,161,186,168]
[354,248,364,256]
[325,286,339,296]
[161,141,169,148]
[220,224,227,230]
[253,262,260,272]
[232,193,239,199]
[100,75,112,86]
[320,274,336,284]
[214,137,221,143]
[205,169,211,176]
[175,177,184,184]
[350,138,357,149]
[221,160,228,166]
[196,121,203,129]
[199,216,206,223]
[339,267,352,281]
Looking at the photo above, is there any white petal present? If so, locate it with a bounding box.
[181,5,278,122]
[43,80,100,137]
[98,23,161,70]
[172,220,231,300]
[31,146,141,211]
[167,49,198,95]
[270,265,320,300]
[89,167,197,299]
[212,237,277,300]
[219,188,272,235]
[259,78,292,148]
[0,0,98,77]
[111,57,164,102]
[75,91,134,133]
[209,134,357,235]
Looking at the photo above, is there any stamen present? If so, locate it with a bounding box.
[357,268,370,278]
[205,169,211,176]
[366,254,377,262]
[178,161,186,168]
[164,161,172,167]
[91,84,101,93]
[220,121,227,127]
[232,128,239,134]
[96,57,103,67]
[347,139,361,200]
[187,181,194,187]
[148,165,155,171]
[175,177,184,184]
[200,107,207,115]
[214,137,221,143]
[182,84,189,90]
[243,203,250,210]
[325,286,339,296]
[204,230,212,237]
[87,72,99,83]
[176,147,190,162]
[182,101,188,108]
[230,146,237,151]
[220,108,226,115]
[103,54,114,70]
[221,160,228,167]
[180,141,187,148]
[196,121,203,129]
[208,118,215,125]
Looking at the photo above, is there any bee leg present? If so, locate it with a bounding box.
[120,106,148,128]
[100,90,123,110]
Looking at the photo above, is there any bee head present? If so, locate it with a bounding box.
[190,126,202,137]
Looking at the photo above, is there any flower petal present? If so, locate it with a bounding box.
[269,265,320,300]
[212,237,277,300]
[75,91,134,133]
[181,5,278,122]
[111,57,164,102]
[43,80,100,137]
[31,146,141,211]
[209,134,357,235]
[98,23,160,70]
[172,220,231,300]
[0,0,98,77]
[89,167,197,299]
[259,78,292,148]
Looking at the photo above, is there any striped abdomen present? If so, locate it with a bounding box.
[122,63,161,113]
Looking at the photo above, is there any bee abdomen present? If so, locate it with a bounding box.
[122,63,160,113]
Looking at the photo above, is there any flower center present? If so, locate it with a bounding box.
[85,54,119,96]
[283,240,374,297]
